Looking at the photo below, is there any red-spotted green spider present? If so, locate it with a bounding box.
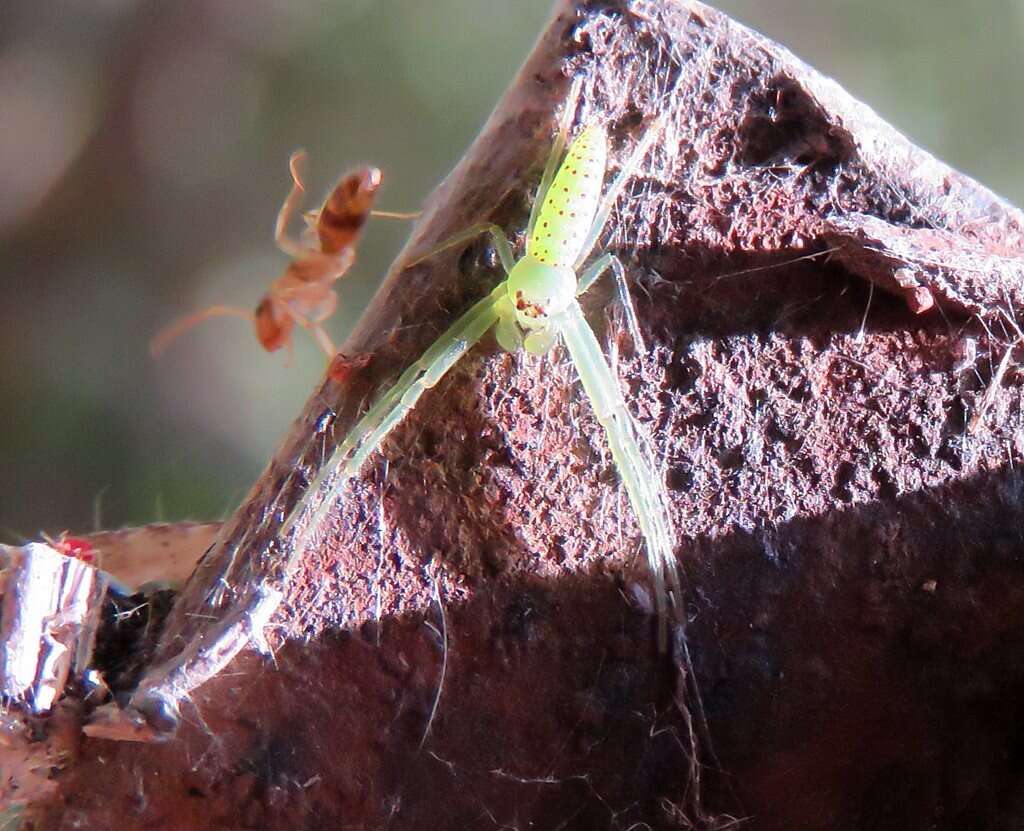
[303,79,679,629]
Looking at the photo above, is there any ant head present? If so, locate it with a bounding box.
[254,296,294,352]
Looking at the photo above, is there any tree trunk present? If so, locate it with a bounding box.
[16,1,1024,828]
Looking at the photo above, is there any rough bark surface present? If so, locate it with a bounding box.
[22,1,1024,829]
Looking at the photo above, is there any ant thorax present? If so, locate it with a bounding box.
[506,254,575,329]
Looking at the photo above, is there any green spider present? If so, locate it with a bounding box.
[302,79,679,628]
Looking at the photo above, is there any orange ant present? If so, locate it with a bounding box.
[151,151,414,362]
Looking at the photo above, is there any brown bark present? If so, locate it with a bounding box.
[17,0,1024,828]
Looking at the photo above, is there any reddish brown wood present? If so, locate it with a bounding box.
[19,1,1024,828]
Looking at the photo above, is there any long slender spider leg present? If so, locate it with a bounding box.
[289,286,505,539]
[554,299,678,643]
[526,75,583,239]
[494,295,523,352]
[341,287,505,474]
[576,254,645,353]
[523,328,558,355]
[406,223,515,274]
[572,112,668,272]
[575,252,614,298]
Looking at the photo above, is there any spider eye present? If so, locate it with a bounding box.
[515,290,547,319]
[507,255,574,328]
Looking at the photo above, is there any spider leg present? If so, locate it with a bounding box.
[291,285,505,538]
[494,295,523,352]
[575,252,613,298]
[406,223,516,274]
[572,112,668,272]
[526,75,583,239]
[554,299,678,643]
[524,328,557,355]
[576,253,645,353]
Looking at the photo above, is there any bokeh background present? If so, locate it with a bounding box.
[3,0,1023,538]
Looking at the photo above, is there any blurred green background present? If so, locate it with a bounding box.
[2,0,1023,538]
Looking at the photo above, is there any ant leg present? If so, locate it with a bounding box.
[526,75,583,239]
[314,292,338,323]
[309,325,336,358]
[275,150,313,259]
[576,253,644,352]
[150,305,255,357]
[572,112,668,272]
[370,209,421,220]
[282,290,339,357]
[406,223,515,275]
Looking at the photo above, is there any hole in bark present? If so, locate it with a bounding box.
[666,464,692,491]
[457,238,499,277]
[502,592,540,639]
[92,589,177,695]
[832,459,857,501]
[686,408,716,430]
[717,447,744,471]
[874,466,899,501]
[417,425,440,459]
[739,76,856,171]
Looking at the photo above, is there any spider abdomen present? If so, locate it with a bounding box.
[527,124,607,269]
